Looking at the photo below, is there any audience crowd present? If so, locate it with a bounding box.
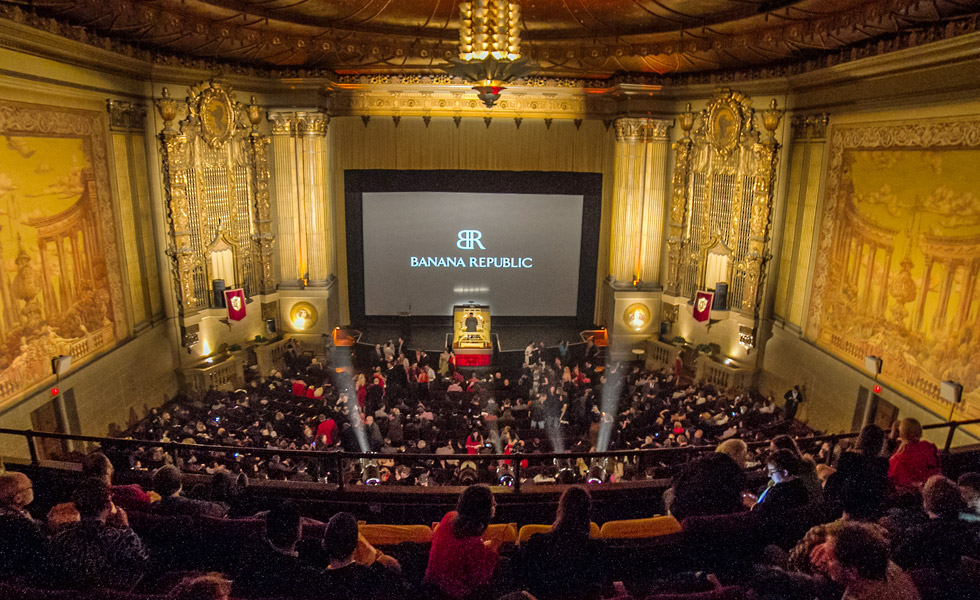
[0,338,977,600]
[115,338,797,487]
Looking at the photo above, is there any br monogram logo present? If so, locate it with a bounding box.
[456,230,486,250]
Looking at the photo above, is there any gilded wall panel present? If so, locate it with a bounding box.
[808,119,980,421]
[0,101,125,405]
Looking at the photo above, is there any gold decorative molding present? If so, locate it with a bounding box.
[106,99,147,132]
[791,114,831,141]
[157,80,274,329]
[664,88,783,317]
[325,82,615,119]
[6,1,979,83]
[700,89,753,158]
[614,118,673,143]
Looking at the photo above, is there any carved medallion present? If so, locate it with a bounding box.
[197,85,237,148]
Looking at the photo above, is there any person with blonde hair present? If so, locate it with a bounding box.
[715,438,749,469]
[888,418,940,493]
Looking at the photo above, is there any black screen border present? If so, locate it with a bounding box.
[345,169,602,328]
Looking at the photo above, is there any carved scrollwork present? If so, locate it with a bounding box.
[614,117,672,143]
[157,81,273,340]
[666,88,781,319]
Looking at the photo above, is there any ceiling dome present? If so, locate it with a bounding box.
[15,0,980,78]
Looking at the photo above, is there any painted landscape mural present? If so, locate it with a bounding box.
[0,102,123,404]
[809,119,980,424]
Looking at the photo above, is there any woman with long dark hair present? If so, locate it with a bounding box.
[516,486,612,600]
[424,485,499,599]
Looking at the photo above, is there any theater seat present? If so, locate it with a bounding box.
[599,515,681,539]
[517,522,601,544]
[645,586,752,600]
[0,583,79,600]
[432,521,518,546]
[358,523,433,545]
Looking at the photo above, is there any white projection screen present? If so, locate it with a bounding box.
[346,170,602,325]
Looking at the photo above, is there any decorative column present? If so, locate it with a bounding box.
[267,109,334,335]
[603,117,672,358]
[269,112,302,288]
[298,113,330,285]
[609,117,672,286]
[665,105,696,296]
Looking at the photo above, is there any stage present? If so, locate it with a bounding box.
[352,324,591,354]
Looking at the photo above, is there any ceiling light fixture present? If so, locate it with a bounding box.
[444,0,535,108]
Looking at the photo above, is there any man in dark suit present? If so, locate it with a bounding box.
[783,385,803,421]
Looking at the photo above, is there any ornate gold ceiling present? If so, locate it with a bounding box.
[11,0,980,79]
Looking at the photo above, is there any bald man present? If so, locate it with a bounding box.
[0,472,52,580]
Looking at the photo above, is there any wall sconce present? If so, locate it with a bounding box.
[289,302,318,331]
[623,303,651,331]
[738,325,755,351]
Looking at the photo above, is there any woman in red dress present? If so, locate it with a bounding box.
[425,485,498,599]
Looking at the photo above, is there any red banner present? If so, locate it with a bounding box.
[693,291,714,323]
[224,289,246,321]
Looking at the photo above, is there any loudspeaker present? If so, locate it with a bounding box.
[864,355,882,375]
[940,381,962,404]
[51,355,72,376]
[712,282,728,310]
[265,318,277,334]
[212,279,226,308]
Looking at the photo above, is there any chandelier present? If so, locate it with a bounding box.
[444,0,535,108]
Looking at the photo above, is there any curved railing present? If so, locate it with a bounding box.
[2,418,978,493]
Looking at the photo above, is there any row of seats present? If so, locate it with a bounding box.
[121,501,837,589]
[0,581,753,600]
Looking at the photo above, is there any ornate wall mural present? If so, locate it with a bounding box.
[0,101,125,404]
[808,119,980,422]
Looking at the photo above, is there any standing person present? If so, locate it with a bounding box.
[783,385,804,421]
[516,486,612,600]
[424,485,499,600]
[888,418,940,494]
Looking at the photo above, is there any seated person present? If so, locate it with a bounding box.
[151,465,228,518]
[889,418,940,494]
[957,472,980,521]
[51,478,149,590]
[233,502,323,599]
[0,472,53,582]
[425,484,499,600]
[812,521,920,600]
[752,449,809,514]
[824,425,890,520]
[171,572,232,600]
[893,475,980,571]
[49,451,153,529]
[320,512,412,600]
[667,453,746,521]
[515,486,612,600]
